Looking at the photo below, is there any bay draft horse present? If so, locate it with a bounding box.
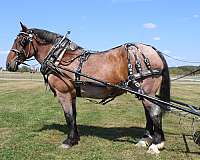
[6,23,170,154]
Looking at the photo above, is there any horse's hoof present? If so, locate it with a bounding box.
[147,144,160,154]
[135,140,148,147]
[157,141,165,150]
[135,137,153,147]
[60,144,72,149]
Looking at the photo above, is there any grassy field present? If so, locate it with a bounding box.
[0,71,42,80]
[0,72,200,159]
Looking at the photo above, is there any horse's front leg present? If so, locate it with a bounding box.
[56,90,80,148]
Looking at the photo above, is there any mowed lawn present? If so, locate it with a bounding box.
[0,75,200,159]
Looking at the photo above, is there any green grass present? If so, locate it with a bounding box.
[0,71,42,80]
[0,79,200,160]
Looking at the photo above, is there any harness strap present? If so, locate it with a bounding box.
[85,69,162,105]
[125,43,158,100]
[75,50,90,97]
[125,43,141,88]
[127,47,135,83]
[41,40,163,102]
[143,54,152,71]
[54,42,70,66]
[136,47,153,74]
[40,35,70,78]
[134,53,142,75]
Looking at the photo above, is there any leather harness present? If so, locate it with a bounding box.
[40,36,163,100]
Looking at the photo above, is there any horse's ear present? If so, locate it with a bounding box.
[20,22,28,32]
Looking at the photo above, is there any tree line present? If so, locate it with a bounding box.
[169,66,200,75]
[17,66,38,73]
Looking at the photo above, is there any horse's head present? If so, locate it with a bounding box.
[6,22,37,71]
[6,23,80,71]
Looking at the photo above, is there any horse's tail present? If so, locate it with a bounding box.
[156,50,171,103]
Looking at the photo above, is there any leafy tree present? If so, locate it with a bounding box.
[18,66,31,72]
[169,65,200,75]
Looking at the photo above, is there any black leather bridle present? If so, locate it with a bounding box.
[10,31,37,65]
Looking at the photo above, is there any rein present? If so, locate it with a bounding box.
[171,66,200,81]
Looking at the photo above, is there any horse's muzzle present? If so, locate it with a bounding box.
[6,61,18,72]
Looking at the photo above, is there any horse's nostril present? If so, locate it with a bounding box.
[6,63,10,70]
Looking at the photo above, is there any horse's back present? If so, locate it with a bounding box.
[81,45,129,83]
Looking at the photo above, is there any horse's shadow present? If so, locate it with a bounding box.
[37,123,145,143]
[37,123,200,155]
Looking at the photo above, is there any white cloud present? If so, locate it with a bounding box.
[153,36,160,41]
[143,23,157,29]
[182,14,199,22]
[193,14,199,18]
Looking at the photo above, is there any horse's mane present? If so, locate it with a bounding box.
[29,28,82,50]
[30,28,63,44]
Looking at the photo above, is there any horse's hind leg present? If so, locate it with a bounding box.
[136,106,154,147]
[143,99,165,154]
[56,91,80,148]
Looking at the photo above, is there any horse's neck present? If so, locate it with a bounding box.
[34,43,83,64]
[34,44,53,64]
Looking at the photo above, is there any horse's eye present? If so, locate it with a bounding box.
[20,38,29,47]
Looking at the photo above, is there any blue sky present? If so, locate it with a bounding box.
[0,0,200,67]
